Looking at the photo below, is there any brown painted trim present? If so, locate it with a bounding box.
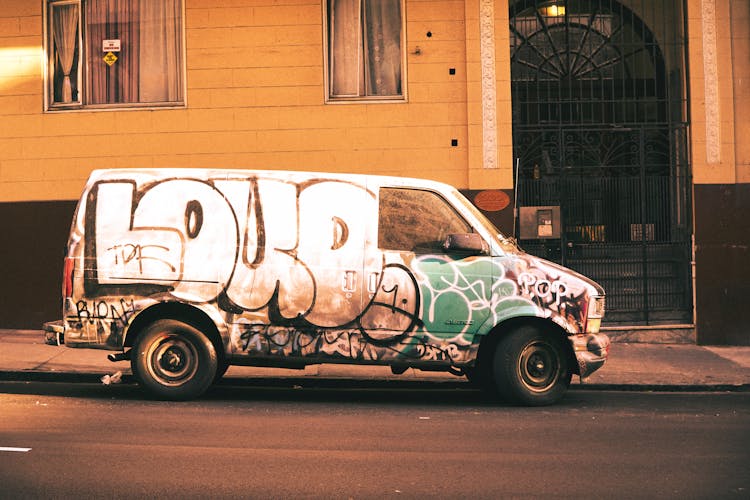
[0,201,77,329]
[693,183,750,345]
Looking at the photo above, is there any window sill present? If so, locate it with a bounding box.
[45,102,186,113]
[325,96,407,105]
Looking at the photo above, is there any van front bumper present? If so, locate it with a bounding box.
[570,333,610,379]
[43,320,65,346]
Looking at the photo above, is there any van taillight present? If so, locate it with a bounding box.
[63,257,74,298]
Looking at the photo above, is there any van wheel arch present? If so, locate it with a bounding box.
[124,302,225,364]
[472,318,578,397]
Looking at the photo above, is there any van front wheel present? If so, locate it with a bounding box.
[493,326,571,406]
[131,319,217,401]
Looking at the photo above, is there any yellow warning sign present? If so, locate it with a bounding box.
[103,52,118,66]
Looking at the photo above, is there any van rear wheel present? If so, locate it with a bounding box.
[131,319,217,401]
[492,326,571,406]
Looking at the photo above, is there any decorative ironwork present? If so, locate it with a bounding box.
[510,0,691,325]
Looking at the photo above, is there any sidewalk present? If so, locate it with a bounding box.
[1,329,749,391]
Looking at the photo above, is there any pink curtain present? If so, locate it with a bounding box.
[85,0,140,104]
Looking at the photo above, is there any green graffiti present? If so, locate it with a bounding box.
[414,255,539,342]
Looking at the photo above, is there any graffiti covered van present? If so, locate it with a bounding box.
[44,169,609,405]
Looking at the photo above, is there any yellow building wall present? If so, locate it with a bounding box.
[463,0,514,190]
[688,0,749,185]
[0,0,516,203]
[730,0,750,183]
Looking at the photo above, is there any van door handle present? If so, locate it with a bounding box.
[343,270,357,292]
[368,272,379,294]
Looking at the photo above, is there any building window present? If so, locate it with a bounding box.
[45,0,184,110]
[325,0,405,101]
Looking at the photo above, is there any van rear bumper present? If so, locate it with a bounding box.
[43,320,65,346]
[570,332,610,379]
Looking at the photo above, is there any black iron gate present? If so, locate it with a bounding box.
[510,0,691,325]
[514,126,692,324]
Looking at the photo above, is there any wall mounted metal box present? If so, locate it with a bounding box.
[519,205,561,239]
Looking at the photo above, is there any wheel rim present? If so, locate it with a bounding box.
[145,334,199,387]
[516,340,561,393]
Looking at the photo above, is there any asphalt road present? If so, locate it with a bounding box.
[1,382,749,499]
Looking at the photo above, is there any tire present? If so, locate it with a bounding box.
[213,359,230,383]
[492,326,571,406]
[131,319,218,401]
[464,366,481,385]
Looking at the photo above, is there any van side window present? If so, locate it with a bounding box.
[378,187,472,253]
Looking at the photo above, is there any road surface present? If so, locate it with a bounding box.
[1,382,748,498]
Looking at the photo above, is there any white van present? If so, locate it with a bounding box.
[45,169,609,405]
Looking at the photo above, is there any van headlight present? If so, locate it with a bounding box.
[585,295,605,333]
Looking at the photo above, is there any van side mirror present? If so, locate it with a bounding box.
[443,233,489,255]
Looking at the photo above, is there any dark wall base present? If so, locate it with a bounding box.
[694,183,750,345]
[0,201,77,329]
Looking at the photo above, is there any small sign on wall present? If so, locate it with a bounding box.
[103,52,118,66]
[473,190,511,212]
[102,39,121,52]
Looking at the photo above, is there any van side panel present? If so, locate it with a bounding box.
[224,176,459,364]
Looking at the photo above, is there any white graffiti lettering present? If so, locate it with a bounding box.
[518,272,569,307]
[90,177,412,333]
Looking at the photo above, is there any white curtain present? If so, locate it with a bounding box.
[52,3,79,103]
[139,0,183,102]
[330,0,362,96]
[364,0,401,96]
[330,0,402,97]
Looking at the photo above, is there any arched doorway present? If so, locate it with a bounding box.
[509,0,692,325]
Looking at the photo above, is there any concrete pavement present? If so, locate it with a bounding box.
[1,329,749,391]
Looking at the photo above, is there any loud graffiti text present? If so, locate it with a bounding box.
[90,177,418,332]
[76,298,135,326]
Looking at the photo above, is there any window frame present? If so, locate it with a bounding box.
[322,0,408,104]
[43,0,188,112]
[45,0,84,109]
[378,187,475,253]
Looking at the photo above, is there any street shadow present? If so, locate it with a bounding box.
[0,375,622,408]
[207,381,494,407]
[0,377,510,407]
